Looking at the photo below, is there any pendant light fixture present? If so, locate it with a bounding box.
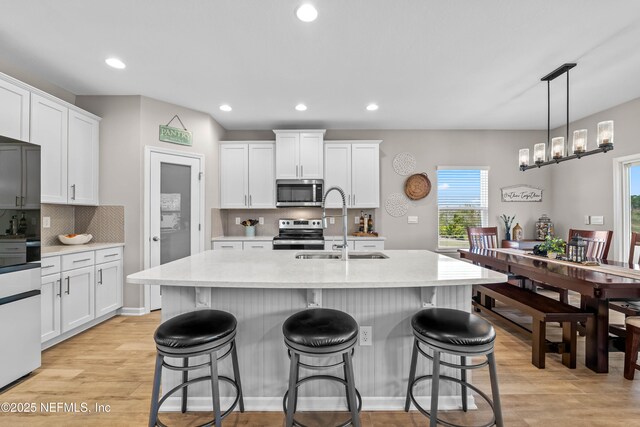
[519,63,614,171]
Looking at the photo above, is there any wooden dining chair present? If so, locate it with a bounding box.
[467,227,499,249]
[609,232,640,326]
[568,229,613,259]
[629,232,640,265]
[624,316,640,380]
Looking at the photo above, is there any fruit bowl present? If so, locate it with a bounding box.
[58,234,93,245]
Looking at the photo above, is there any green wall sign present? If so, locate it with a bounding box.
[159,125,192,146]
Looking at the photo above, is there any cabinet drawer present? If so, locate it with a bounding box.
[40,256,61,276]
[62,251,95,271]
[213,241,243,250]
[354,240,385,251]
[324,240,356,251]
[95,246,122,264]
[243,241,273,250]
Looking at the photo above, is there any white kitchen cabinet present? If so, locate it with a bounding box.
[0,145,40,209]
[213,241,243,250]
[274,130,325,179]
[21,145,40,209]
[61,265,95,333]
[31,94,68,204]
[68,110,99,205]
[324,141,381,208]
[0,77,30,142]
[354,240,385,251]
[243,241,273,250]
[324,240,356,251]
[41,273,61,342]
[95,259,122,317]
[219,142,275,209]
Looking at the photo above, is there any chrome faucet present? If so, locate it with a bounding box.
[322,186,349,261]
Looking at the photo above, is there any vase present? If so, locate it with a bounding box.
[244,226,255,237]
[547,252,559,259]
[505,230,511,241]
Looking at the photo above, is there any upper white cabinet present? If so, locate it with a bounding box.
[274,130,325,179]
[32,94,100,205]
[323,141,381,208]
[0,144,40,209]
[0,77,30,142]
[220,142,275,209]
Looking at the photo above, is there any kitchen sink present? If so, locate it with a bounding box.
[295,252,388,260]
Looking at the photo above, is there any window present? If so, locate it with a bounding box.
[437,167,489,249]
[614,154,640,261]
[631,164,640,235]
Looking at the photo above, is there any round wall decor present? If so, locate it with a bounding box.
[385,193,409,217]
[392,152,416,176]
[404,173,432,200]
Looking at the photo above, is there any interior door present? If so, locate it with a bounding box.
[149,152,202,311]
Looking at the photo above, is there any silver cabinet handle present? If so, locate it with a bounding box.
[42,264,55,269]
[353,194,356,205]
[348,194,351,205]
[301,165,304,177]
[15,196,20,207]
[363,245,376,248]
[65,276,70,295]
[249,195,252,206]
[244,195,247,206]
[21,196,24,206]
[98,269,103,285]
[296,165,298,177]
[220,245,235,248]
[56,279,62,297]
[152,236,159,242]
[104,253,118,258]
[71,184,76,200]
[73,258,92,263]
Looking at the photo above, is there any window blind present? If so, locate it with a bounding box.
[437,168,489,249]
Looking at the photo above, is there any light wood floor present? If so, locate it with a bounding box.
[1,306,640,427]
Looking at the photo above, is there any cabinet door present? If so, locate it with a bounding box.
[61,266,95,333]
[219,144,248,208]
[212,241,243,250]
[351,144,380,208]
[32,94,68,204]
[21,146,41,209]
[299,132,324,179]
[248,143,275,208]
[354,240,385,251]
[68,111,99,205]
[0,78,30,142]
[95,260,122,317]
[323,144,351,208]
[275,133,299,179]
[41,273,61,342]
[0,145,22,209]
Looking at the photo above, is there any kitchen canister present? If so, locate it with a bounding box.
[244,226,256,237]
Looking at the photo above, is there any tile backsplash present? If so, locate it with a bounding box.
[41,204,125,246]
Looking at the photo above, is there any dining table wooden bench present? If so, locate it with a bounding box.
[473,282,593,369]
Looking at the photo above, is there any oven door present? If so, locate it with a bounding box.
[276,179,323,207]
[272,240,325,250]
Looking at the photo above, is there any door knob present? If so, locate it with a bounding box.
[152,236,159,241]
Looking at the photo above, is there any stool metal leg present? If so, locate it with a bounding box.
[230,341,245,412]
[460,356,467,412]
[343,360,352,412]
[343,352,361,427]
[181,358,188,413]
[487,351,504,427]
[209,352,222,427]
[148,353,163,427]
[429,350,441,427]
[405,338,419,412]
[285,352,300,427]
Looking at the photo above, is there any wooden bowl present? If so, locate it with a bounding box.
[404,173,432,200]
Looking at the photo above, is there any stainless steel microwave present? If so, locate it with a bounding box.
[276,179,324,207]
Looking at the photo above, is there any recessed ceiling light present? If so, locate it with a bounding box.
[219,104,232,112]
[105,57,126,69]
[295,104,308,111]
[296,4,318,22]
[366,103,379,111]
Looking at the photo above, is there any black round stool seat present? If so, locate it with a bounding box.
[283,308,358,349]
[154,309,237,349]
[411,307,495,346]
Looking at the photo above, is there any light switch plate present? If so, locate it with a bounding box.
[235,217,241,225]
[584,215,590,225]
[355,216,360,224]
[43,216,51,228]
[408,216,419,224]
[259,217,264,225]
[591,215,604,225]
[330,217,335,224]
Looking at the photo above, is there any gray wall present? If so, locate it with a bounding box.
[0,62,76,104]
[75,95,225,308]
[224,129,551,250]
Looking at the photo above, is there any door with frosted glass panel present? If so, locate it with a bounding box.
[149,152,202,310]
[630,163,640,262]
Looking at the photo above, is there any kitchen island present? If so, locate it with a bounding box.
[127,249,506,412]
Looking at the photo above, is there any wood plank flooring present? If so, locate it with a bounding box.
[1,306,640,426]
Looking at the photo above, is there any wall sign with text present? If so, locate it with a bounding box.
[500,185,543,202]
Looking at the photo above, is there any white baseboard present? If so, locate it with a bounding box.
[119,306,147,316]
[42,311,117,350]
[161,395,476,412]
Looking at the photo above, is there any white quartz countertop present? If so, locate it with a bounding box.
[211,235,385,241]
[127,249,506,289]
[42,242,125,257]
[325,235,386,241]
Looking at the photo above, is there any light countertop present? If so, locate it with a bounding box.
[127,249,506,289]
[42,242,125,257]
[211,235,385,241]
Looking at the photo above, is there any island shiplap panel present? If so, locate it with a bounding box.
[160,284,473,410]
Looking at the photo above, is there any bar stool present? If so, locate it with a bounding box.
[405,307,504,427]
[149,310,244,427]
[282,308,362,427]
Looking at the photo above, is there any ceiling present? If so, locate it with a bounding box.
[2,1,640,130]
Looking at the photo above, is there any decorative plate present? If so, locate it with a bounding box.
[385,193,409,217]
[404,173,432,200]
[392,152,416,176]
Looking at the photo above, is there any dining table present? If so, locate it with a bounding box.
[458,247,640,373]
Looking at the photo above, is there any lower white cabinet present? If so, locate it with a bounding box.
[212,240,273,250]
[243,241,273,250]
[213,241,244,250]
[354,240,385,251]
[95,259,122,317]
[40,273,61,342]
[61,265,95,333]
[324,240,356,251]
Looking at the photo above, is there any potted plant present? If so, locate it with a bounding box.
[538,235,566,259]
[241,219,258,237]
[500,214,515,240]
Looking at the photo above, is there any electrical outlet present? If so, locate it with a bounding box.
[259,217,264,225]
[354,216,360,224]
[408,216,418,224]
[43,216,51,228]
[359,326,372,346]
[330,217,335,225]
[235,217,241,225]
[584,215,590,225]
[591,215,604,225]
